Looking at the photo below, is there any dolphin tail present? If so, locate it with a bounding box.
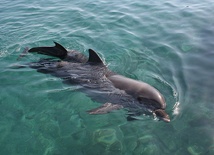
[87,103,123,114]
[28,42,68,59]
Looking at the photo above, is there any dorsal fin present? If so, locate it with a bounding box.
[54,42,67,53]
[27,42,67,59]
[87,49,104,64]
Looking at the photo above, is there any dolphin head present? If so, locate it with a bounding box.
[135,82,167,110]
[136,89,170,122]
[137,97,170,122]
[137,93,166,110]
[154,109,170,122]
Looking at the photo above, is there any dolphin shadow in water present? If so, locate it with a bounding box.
[18,42,170,122]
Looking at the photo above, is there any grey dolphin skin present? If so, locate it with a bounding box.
[19,42,170,122]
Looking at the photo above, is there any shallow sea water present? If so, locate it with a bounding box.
[1,0,214,154]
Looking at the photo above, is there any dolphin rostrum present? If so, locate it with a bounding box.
[18,42,170,122]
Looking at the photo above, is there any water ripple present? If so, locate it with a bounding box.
[1,0,214,154]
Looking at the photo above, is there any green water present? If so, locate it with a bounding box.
[1,0,214,154]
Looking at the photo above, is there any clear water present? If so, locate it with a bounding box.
[1,0,214,154]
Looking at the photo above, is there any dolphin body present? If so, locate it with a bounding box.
[19,42,170,122]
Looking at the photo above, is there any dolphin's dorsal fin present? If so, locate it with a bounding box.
[87,49,104,64]
[27,42,68,59]
[54,42,67,54]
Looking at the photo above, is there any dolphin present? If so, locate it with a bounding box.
[18,42,170,122]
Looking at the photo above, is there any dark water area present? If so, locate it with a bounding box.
[0,0,214,154]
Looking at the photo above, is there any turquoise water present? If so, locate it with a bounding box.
[1,0,214,154]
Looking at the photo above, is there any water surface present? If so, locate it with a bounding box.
[0,0,214,154]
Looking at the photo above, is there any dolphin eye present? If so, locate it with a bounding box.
[137,97,143,103]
